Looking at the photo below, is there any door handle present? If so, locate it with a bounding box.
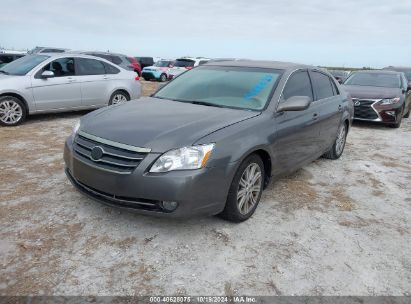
[312,113,318,121]
[338,104,342,111]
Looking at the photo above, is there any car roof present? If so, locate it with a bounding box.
[205,59,312,71]
[352,69,403,75]
[383,66,411,71]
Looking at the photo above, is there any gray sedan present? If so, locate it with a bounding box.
[0,53,141,126]
[64,60,353,222]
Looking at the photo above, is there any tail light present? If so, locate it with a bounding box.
[185,66,193,70]
[135,75,140,81]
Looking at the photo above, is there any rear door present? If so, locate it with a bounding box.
[75,57,109,107]
[273,70,322,173]
[309,70,342,151]
[31,57,83,111]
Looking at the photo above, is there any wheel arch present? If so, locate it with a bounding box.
[0,92,30,114]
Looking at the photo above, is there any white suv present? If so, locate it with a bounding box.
[168,57,210,79]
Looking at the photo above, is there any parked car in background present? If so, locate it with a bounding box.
[83,52,141,76]
[64,60,352,222]
[0,53,141,126]
[28,46,68,54]
[0,53,25,68]
[383,66,411,82]
[343,70,410,128]
[135,57,154,70]
[329,70,349,84]
[168,57,211,79]
[142,59,174,82]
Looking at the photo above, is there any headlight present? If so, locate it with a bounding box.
[73,121,80,135]
[149,144,215,173]
[379,98,400,105]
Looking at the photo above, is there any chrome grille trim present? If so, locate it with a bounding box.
[73,131,149,174]
[78,130,151,153]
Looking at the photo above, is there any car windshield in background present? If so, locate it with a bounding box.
[174,60,195,67]
[154,66,282,110]
[0,55,49,75]
[154,61,170,67]
[402,71,411,82]
[344,72,401,88]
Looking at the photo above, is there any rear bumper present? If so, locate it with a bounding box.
[64,137,237,218]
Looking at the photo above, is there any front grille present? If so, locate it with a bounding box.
[353,99,379,120]
[73,133,148,174]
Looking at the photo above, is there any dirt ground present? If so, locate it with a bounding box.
[1,80,410,296]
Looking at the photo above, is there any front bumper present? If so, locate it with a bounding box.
[353,99,403,124]
[64,137,237,218]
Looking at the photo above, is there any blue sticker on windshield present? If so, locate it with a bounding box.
[243,75,273,100]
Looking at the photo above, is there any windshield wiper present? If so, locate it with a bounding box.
[0,70,9,75]
[190,101,224,108]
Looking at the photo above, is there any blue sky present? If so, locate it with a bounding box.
[1,0,411,68]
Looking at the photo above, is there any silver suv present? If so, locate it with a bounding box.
[0,53,141,126]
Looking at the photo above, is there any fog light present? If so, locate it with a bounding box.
[385,111,395,116]
[162,201,178,211]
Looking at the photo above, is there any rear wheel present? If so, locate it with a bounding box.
[109,91,130,105]
[323,122,347,160]
[0,96,26,126]
[219,154,264,222]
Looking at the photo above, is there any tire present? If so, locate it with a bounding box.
[109,91,130,105]
[0,96,27,126]
[159,73,167,82]
[323,122,347,160]
[389,106,404,128]
[219,154,265,222]
[143,77,149,81]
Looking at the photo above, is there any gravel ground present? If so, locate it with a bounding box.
[1,80,410,296]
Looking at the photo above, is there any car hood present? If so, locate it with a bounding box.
[343,85,402,99]
[80,97,260,153]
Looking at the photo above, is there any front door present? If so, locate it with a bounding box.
[272,70,322,174]
[31,57,82,111]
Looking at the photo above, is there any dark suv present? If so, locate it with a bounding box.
[84,52,141,76]
[343,70,410,128]
[0,53,25,68]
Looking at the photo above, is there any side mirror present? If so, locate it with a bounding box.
[277,96,312,112]
[41,70,54,79]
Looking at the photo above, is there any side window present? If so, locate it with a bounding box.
[282,71,313,101]
[103,62,120,74]
[311,71,334,100]
[111,56,122,65]
[42,57,75,77]
[76,58,106,75]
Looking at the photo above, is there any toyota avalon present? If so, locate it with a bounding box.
[64,60,353,222]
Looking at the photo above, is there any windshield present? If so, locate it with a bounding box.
[154,66,282,111]
[174,59,195,68]
[344,72,401,88]
[154,61,171,67]
[0,55,49,76]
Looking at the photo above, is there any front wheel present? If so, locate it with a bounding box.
[219,154,264,222]
[389,105,404,128]
[0,96,27,126]
[159,73,167,82]
[323,123,347,160]
[109,91,130,105]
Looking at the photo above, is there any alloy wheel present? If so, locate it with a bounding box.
[237,163,262,215]
[112,94,128,105]
[335,124,347,156]
[0,99,23,125]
